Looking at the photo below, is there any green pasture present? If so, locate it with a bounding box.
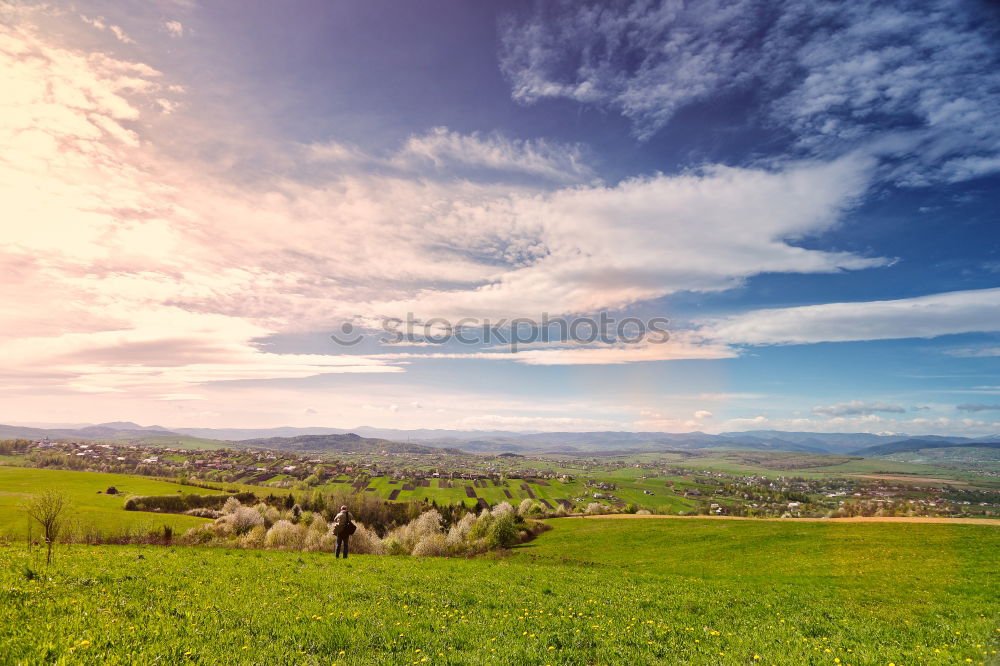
[315,474,697,512]
[1,517,996,664]
[129,435,228,450]
[0,467,218,539]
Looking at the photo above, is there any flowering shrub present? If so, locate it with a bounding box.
[264,520,306,550]
[239,525,266,549]
[446,512,477,546]
[255,503,280,527]
[386,509,444,552]
[222,497,242,515]
[491,502,514,517]
[222,506,265,535]
[178,503,547,558]
[412,533,449,557]
[348,523,386,555]
[184,508,221,519]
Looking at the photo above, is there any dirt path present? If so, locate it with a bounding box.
[582,514,1000,526]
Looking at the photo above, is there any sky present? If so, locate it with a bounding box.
[2,0,1000,435]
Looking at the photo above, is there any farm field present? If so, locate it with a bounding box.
[316,474,698,513]
[882,447,1000,475]
[130,435,229,450]
[0,467,219,539]
[1,518,997,665]
[665,451,984,483]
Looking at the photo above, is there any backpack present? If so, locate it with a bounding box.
[343,521,357,536]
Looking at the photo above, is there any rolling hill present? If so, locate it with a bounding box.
[5,420,994,457]
[852,439,1000,456]
[234,432,466,455]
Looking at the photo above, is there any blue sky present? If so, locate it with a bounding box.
[1,0,999,434]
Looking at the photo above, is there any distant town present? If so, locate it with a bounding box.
[4,436,997,519]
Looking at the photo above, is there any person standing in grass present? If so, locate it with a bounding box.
[332,505,354,559]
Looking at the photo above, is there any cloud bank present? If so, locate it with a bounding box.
[500,0,1000,182]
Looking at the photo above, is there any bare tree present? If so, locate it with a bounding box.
[24,490,69,565]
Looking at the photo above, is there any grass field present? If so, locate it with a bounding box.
[0,467,219,539]
[0,454,28,466]
[130,435,229,450]
[1,518,996,664]
[314,475,698,512]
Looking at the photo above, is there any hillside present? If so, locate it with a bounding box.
[0,421,182,441]
[2,518,996,664]
[852,438,1000,456]
[6,420,996,457]
[0,467,217,538]
[235,432,466,455]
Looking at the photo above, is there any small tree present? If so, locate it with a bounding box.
[485,511,518,549]
[25,490,69,565]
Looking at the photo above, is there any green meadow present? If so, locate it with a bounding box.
[1,518,996,665]
[312,474,699,512]
[0,467,218,539]
[633,450,983,482]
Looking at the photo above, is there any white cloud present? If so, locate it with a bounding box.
[694,410,713,420]
[456,414,622,431]
[702,288,1000,345]
[392,126,593,183]
[500,0,1000,182]
[80,15,134,44]
[371,333,737,367]
[159,393,207,401]
[812,400,905,417]
[500,0,768,141]
[6,3,985,433]
[946,346,1000,358]
[718,413,1000,437]
[164,20,184,38]
[0,7,892,402]
[108,25,134,44]
[304,127,593,185]
[370,153,883,320]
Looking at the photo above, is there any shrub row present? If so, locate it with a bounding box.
[124,491,256,514]
[179,499,552,557]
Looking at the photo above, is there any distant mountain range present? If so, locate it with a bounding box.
[0,421,178,441]
[2,421,998,457]
[850,438,1000,457]
[237,433,466,456]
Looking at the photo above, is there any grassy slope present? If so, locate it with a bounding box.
[1,519,996,665]
[882,447,1000,474]
[319,475,697,512]
[129,435,229,450]
[0,467,219,538]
